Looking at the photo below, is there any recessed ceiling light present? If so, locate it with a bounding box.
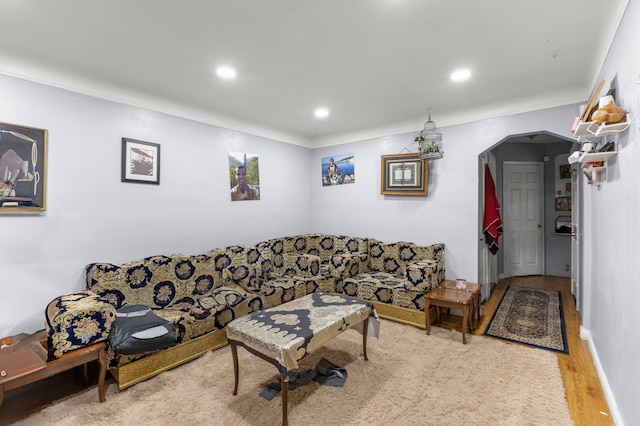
[314,108,329,119]
[216,66,237,80]
[450,69,471,82]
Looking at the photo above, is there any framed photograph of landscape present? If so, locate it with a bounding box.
[121,138,160,184]
[381,153,428,196]
[0,121,48,213]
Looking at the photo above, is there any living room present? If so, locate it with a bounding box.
[1,1,639,424]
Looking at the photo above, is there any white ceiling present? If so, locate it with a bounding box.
[0,1,628,147]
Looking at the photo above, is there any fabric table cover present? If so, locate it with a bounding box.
[226,292,374,372]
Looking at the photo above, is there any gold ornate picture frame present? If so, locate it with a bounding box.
[380,153,428,196]
[0,121,48,213]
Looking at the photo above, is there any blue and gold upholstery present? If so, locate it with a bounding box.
[45,291,116,361]
[337,240,445,312]
[72,234,443,389]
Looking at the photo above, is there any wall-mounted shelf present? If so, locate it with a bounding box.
[579,150,617,186]
[573,120,630,137]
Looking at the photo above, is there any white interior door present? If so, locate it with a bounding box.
[503,161,544,277]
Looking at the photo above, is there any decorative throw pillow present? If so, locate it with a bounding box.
[222,264,264,293]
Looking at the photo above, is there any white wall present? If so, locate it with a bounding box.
[2,4,638,420]
[311,106,578,282]
[579,1,640,424]
[0,75,312,336]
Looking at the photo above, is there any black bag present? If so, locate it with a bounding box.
[109,305,176,355]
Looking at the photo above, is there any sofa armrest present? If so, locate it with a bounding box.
[327,252,369,279]
[281,253,321,278]
[404,259,441,293]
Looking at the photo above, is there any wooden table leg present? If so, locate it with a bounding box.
[231,343,239,395]
[362,317,369,361]
[425,297,431,335]
[461,302,468,344]
[97,345,107,403]
[281,373,289,426]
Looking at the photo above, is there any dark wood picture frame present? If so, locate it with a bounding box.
[381,153,428,196]
[559,164,571,179]
[555,196,571,211]
[121,138,161,184]
[0,121,48,213]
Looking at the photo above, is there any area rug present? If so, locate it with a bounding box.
[484,285,568,354]
[12,320,572,426]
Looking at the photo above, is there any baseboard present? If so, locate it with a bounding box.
[581,326,624,426]
[547,271,571,278]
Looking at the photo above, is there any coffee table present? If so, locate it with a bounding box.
[425,286,474,344]
[0,330,107,407]
[226,292,375,426]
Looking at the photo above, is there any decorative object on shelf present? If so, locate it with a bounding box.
[415,107,443,160]
[555,216,572,234]
[455,278,467,289]
[121,138,161,184]
[591,96,626,125]
[0,121,47,213]
[380,153,428,196]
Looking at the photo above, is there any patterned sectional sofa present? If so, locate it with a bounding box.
[53,234,443,390]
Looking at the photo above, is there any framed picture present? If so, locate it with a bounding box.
[121,138,160,184]
[380,153,428,196]
[0,121,48,213]
[559,164,571,179]
[229,151,260,201]
[321,152,355,186]
[555,196,571,211]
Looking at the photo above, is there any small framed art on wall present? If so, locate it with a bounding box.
[121,138,161,184]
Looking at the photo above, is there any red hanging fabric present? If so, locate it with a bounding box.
[483,164,503,255]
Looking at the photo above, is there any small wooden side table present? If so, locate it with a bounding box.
[0,330,107,407]
[439,280,482,330]
[425,286,474,344]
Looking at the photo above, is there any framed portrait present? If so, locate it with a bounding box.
[555,196,571,211]
[229,151,260,201]
[121,138,160,184]
[380,153,428,196]
[559,164,571,179]
[0,121,48,213]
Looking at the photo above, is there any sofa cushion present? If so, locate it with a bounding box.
[45,291,117,361]
[283,253,321,277]
[222,263,264,292]
[109,305,176,355]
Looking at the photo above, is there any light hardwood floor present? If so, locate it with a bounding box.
[0,275,612,425]
[473,275,613,426]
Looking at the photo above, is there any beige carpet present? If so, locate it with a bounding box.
[13,320,572,426]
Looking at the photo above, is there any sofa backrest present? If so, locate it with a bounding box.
[368,240,444,275]
[265,234,369,274]
[86,253,219,309]
[207,244,272,282]
[268,234,368,259]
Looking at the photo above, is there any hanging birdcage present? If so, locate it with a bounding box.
[415,107,443,160]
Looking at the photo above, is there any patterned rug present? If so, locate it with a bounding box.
[484,285,568,354]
